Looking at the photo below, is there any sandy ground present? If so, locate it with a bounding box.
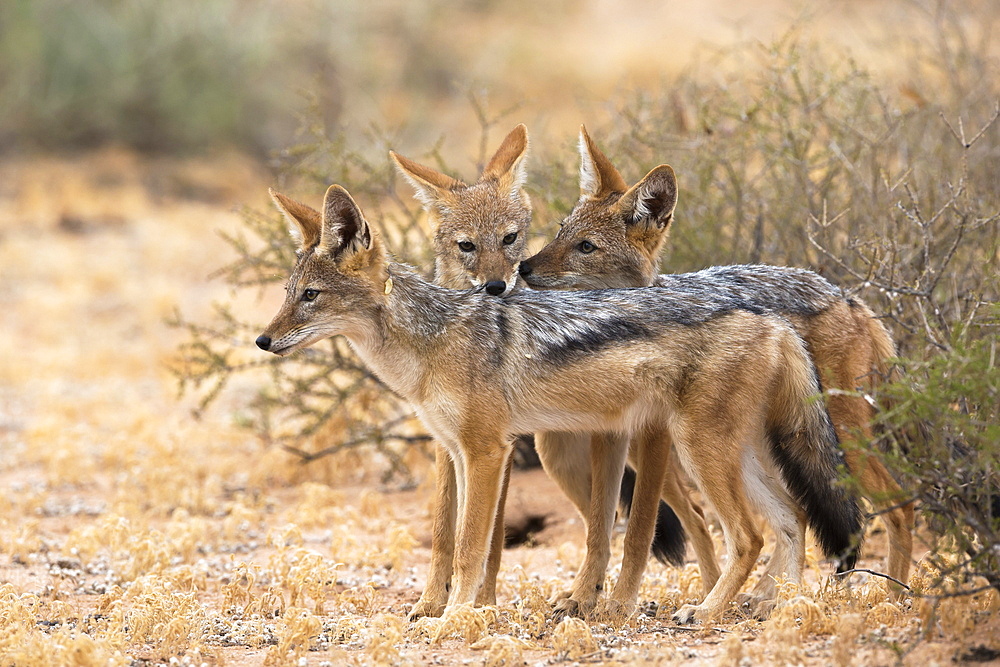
[1,150,998,665]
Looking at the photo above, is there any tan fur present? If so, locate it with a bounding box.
[523,127,914,608]
[257,184,853,623]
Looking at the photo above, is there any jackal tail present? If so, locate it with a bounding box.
[857,302,933,455]
[618,466,687,567]
[770,334,865,571]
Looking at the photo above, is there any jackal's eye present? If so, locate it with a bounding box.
[502,232,518,245]
[578,240,597,254]
[301,288,320,302]
[458,241,476,252]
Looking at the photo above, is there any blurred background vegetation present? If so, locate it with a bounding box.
[4,0,996,596]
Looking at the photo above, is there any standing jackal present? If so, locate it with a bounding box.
[391,125,689,621]
[256,183,862,622]
[389,124,532,617]
[519,126,914,603]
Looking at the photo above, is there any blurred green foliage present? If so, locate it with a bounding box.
[0,0,295,152]
[0,0,571,154]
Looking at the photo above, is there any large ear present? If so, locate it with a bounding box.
[390,151,466,212]
[618,164,677,230]
[320,185,373,256]
[578,125,628,199]
[479,123,530,199]
[270,188,322,250]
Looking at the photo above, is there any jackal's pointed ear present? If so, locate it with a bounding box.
[479,123,530,201]
[390,151,466,213]
[578,125,628,200]
[270,188,322,250]
[619,165,677,229]
[619,165,677,257]
[320,185,374,256]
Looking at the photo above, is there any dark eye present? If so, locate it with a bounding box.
[458,241,476,252]
[579,240,597,254]
[502,232,518,245]
[302,288,319,302]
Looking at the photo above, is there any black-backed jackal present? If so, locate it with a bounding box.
[518,126,913,616]
[256,183,863,622]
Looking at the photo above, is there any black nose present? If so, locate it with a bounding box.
[518,262,532,277]
[484,280,506,296]
[255,335,271,351]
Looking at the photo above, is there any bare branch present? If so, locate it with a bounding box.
[833,568,911,591]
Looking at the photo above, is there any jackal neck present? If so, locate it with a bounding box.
[343,263,468,402]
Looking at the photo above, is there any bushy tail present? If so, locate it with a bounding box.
[618,466,688,567]
[860,303,935,457]
[864,310,898,389]
[770,333,865,571]
[862,304,903,429]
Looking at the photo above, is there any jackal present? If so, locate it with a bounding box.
[256,183,863,622]
[519,126,914,606]
[391,126,688,621]
[389,124,530,618]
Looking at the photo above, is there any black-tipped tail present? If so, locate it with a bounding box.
[768,422,865,571]
[618,466,688,567]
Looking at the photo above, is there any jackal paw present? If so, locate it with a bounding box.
[591,599,632,624]
[550,589,572,603]
[673,603,703,625]
[408,598,446,621]
[552,597,592,622]
[736,593,778,621]
[736,593,776,620]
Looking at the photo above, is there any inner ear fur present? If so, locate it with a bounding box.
[321,185,373,255]
[270,188,323,249]
[578,125,628,200]
[620,164,677,229]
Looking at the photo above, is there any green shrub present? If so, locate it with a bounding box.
[876,319,999,594]
[0,0,303,152]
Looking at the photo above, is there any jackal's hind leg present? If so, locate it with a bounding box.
[672,432,764,625]
[737,446,807,619]
[846,448,914,596]
[659,460,719,596]
[553,432,630,621]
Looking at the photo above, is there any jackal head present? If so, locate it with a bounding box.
[391,124,531,296]
[256,185,386,355]
[519,126,676,289]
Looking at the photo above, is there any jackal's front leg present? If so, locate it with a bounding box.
[409,446,458,620]
[449,439,513,607]
[554,432,629,621]
[476,454,512,607]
